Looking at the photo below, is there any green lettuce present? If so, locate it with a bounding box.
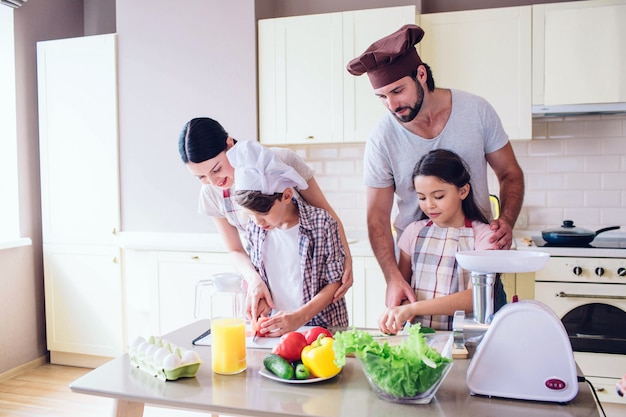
[333,324,451,398]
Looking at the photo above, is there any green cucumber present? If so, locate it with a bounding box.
[263,353,294,380]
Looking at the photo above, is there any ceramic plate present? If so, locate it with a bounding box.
[258,367,335,384]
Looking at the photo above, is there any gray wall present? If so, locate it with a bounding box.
[1,0,83,374]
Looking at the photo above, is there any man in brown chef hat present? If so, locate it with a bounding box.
[348,24,524,310]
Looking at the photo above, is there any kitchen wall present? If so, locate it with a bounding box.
[2,0,620,376]
[0,0,84,375]
[284,114,626,236]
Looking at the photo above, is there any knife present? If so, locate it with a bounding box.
[191,328,211,345]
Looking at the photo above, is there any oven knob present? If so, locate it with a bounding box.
[618,267,626,277]
[594,267,605,277]
[572,266,583,276]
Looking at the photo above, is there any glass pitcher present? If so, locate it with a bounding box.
[195,272,247,375]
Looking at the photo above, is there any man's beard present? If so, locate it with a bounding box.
[391,81,424,123]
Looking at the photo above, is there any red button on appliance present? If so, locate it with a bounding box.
[545,378,567,390]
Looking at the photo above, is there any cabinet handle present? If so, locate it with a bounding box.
[305,135,314,140]
[112,256,118,264]
[556,291,626,300]
[112,227,117,235]
[191,255,200,260]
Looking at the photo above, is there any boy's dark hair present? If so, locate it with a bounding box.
[411,149,489,224]
[234,190,284,214]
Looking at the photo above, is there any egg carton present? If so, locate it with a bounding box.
[128,336,203,381]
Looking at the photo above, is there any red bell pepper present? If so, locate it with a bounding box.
[272,331,308,362]
[304,326,333,345]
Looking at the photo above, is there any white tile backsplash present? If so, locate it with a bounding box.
[284,114,626,234]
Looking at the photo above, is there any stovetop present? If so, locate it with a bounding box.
[516,235,626,258]
[532,237,626,249]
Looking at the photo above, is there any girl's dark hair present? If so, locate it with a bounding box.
[234,190,284,214]
[179,117,230,163]
[412,149,489,224]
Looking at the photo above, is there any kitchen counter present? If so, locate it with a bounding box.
[70,320,600,417]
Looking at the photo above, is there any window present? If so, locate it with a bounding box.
[0,7,22,244]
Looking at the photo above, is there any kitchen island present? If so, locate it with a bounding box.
[70,320,601,417]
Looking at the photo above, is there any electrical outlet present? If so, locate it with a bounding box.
[515,214,528,229]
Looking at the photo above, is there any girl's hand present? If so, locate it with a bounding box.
[378,305,414,335]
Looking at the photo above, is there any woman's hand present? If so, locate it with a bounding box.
[333,256,353,302]
[245,278,274,321]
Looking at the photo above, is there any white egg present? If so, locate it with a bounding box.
[163,353,182,370]
[130,336,146,352]
[136,341,151,355]
[181,350,201,365]
[145,344,159,359]
[153,347,170,364]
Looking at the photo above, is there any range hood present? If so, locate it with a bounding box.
[532,102,626,117]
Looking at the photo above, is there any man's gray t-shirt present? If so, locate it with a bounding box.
[363,89,509,238]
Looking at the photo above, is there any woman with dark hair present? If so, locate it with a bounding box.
[179,118,353,325]
[378,149,499,333]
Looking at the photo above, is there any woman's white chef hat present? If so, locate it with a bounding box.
[227,140,308,195]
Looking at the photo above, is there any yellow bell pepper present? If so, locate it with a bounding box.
[301,335,342,378]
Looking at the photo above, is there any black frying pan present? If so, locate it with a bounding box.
[542,220,621,246]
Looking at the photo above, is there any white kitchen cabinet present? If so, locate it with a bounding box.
[419,6,532,140]
[37,34,122,365]
[156,251,237,335]
[37,34,120,245]
[259,6,417,145]
[351,256,387,329]
[43,244,123,360]
[532,0,626,110]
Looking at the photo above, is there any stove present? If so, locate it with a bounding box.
[532,236,626,250]
[522,234,626,405]
[517,235,626,259]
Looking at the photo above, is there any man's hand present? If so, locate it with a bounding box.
[489,218,513,250]
[385,276,417,308]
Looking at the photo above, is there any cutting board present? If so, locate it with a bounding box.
[192,325,317,349]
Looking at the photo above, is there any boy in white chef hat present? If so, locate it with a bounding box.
[227,140,349,335]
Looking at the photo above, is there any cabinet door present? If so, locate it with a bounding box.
[351,256,387,329]
[533,0,626,106]
[259,13,344,145]
[157,252,236,334]
[419,7,532,140]
[37,34,120,244]
[43,244,123,357]
[343,6,418,142]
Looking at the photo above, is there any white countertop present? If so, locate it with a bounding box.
[69,319,601,417]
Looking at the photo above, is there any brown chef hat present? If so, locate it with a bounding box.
[347,24,425,89]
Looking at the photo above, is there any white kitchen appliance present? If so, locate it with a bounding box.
[465,299,579,403]
[455,250,579,403]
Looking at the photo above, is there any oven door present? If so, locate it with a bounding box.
[536,281,626,354]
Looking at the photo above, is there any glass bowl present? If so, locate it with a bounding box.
[356,333,453,404]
